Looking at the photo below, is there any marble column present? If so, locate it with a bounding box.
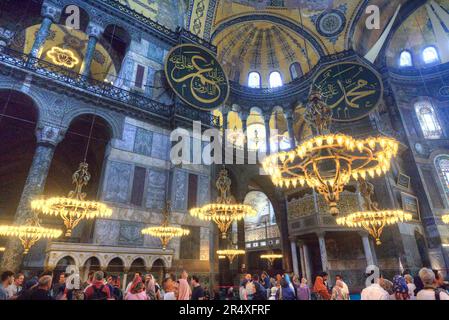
[264,114,271,155]
[360,232,375,266]
[0,125,64,272]
[29,1,62,59]
[302,242,312,282]
[290,236,299,276]
[80,22,104,77]
[222,109,229,149]
[240,111,249,159]
[317,232,329,272]
[285,110,296,149]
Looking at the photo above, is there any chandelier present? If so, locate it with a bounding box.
[31,162,112,237]
[262,91,399,216]
[142,201,190,250]
[336,178,412,245]
[443,214,449,224]
[0,247,5,252]
[216,249,245,263]
[260,253,283,265]
[190,167,256,239]
[0,215,62,254]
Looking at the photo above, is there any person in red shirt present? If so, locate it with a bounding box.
[84,271,111,300]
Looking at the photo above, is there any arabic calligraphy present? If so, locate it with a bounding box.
[312,62,382,122]
[165,44,229,110]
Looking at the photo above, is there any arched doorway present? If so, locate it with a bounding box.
[107,257,125,275]
[83,256,101,280]
[150,258,166,283]
[44,114,112,241]
[0,90,38,230]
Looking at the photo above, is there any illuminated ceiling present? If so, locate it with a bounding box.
[185,0,449,86]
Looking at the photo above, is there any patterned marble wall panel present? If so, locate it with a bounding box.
[114,123,136,152]
[146,169,167,209]
[134,127,153,156]
[103,161,132,203]
[197,174,211,206]
[23,241,47,268]
[145,68,156,97]
[147,42,165,63]
[200,227,210,261]
[93,219,120,245]
[151,132,170,160]
[144,233,164,248]
[118,221,144,246]
[172,169,188,211]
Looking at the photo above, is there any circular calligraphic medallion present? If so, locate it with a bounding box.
[165,44,229,111]
[316,10,346,38]
[312,61,383,122]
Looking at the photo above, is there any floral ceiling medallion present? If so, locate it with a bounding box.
[47,46,79,68]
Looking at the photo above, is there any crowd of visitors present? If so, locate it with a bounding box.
[0,267,447,300]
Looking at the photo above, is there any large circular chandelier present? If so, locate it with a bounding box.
[142,201,190,250]
[31,162,112,237]
[336,179,412,245]
[0,216,62,254]
[216,249,245,263]
[262,91,399,216]
[443,214,449,224]
[190,167,256,238]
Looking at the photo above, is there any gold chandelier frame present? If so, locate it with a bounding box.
[262,91,399,216]
[141,201,190,250]
[336,179,412,245]
[190,168,256,238]
[443,214,449,224]
[31,162,112,237]
[216,249,245,263]
[260,253,283,265]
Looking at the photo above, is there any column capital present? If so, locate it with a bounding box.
[86,22,105,39]
[36,124,65,146]
[41,0,62,22]
[289,235,297,242]
[316,230,327,238]
[358,231,370,238]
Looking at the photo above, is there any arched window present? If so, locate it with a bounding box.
[414,100,442,139]
[399,50,413,67]
[289,62,303,80]
[248,72,261,88]
[435,155,449,197]
[269,71,283,88]
[422,46,439,64]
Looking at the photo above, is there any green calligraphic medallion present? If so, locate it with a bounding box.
[165,44,229,111]
[312,61,383,122]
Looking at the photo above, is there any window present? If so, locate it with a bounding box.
[289,62,303,79]
[415,100,443,139]
[248,72,261,88]
[436,156,449,197]
[130,166,146,206]
[135,64,145,88]
[187,173,198,209]
[399,51,413,67]
[423,46,439,64]
[269,71,283,88]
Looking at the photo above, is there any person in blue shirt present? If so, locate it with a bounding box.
[0,271,14,300]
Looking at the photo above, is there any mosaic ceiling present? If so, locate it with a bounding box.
[184,0,449,86]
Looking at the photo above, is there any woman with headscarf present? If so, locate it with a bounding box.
[297,277,311,300]
[125,274,144,300]
[331,280,349,300]
[145,274,157,300]
[125,282,148,300]
[177,270,191,300]
[313,275,331,300]
[392,275,410,300]
[404,274,416,300]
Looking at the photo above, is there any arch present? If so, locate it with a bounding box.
[248,71,261,88]
[82,256,102,270]
[106,257,125,273]
[211,14,327,57]
[414,99,442,139]
[227,110,244,148]
[54,255,76,271]
[434,154,449,201]
[269,71,283,88]
[422,46,440,65]
[289,62,303,80]
[270,107,289,151]
[399,50,413,67]
[150,258,166,282]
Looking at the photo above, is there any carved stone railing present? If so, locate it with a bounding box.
[0,46,219,127]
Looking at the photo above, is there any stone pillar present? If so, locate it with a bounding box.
[360,232,375,266]
[240,111,249,159]
[317,232,328,272]
[290,236,299,276]
[301,242,312,282]
[0,125,64,272]
[285,110,296,149]
[222,108,229,149]
[29,1,62,59]
[264,114,271,155]
[122,268,130,291]
[80,22,104,77]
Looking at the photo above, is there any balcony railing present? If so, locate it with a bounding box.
[0,46,219,126]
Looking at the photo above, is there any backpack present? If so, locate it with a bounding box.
[89,285,108,300]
